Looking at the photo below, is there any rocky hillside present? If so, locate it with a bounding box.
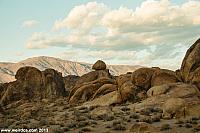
[0,56,141,83]
[0,38,200,133]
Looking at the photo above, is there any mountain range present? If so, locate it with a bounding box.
[0,56,141,83]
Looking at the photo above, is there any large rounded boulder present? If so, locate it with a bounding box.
[117,73,132,88]
[117,81,139,103]
[180,38,200,84]
[69,77,115,104]
[151,68,179,87]
[92,84,117,99]
[68,69,113,100]
[92,60,106,70]
[132,68,155,90]
[15,66,43,86]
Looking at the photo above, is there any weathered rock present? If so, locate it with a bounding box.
[0,83,8,98]
[1,81,29,105]
[0,67,66,105]
[132,68,155,90]
[68,69,112,99]
[147,83,200,98]
[180,38,200,84]
[189,66,200,90]
[147,84,169,97]
[69,78,115,104]
[151,68,179,87]
[168,83,200,98]
[92,84,117,99]
[132,67,179,91]
[63,75,79,95]
[15,66,42,81]
[117,81,138,103]
[83,91,118,107]
[117,73,132,88]
[0,104,5,115]
[162,98,186,119]
[69,84,100,104]
[175,69,183,82]
[129,83,200,118]
[42,69,66,98]
[92,60,106,70]
[127,122,161,133]
[90,106,114,120]
[136,90,147,100]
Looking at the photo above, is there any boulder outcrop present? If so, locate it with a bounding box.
[132,67,179,90]
[0,67,66,105]
[127,122,161,133]
[0,104,5,115]
[180,38,200,89]
[68,69,113,99]
[117,81,138,103]
[132,83,200,119]
[1,39,200,133]
[117,73,132,88]
[68,60,116,104]
[69,77,115,104]
[63,75,79,95]
[132,68,155,90]
[92,60,106,70]
[92,84,117,99]
[151,68,179,87]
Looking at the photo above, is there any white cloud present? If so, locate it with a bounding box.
[22,20,39,28]
[25,0,200,70]
[54,2,109,34]
[27,0,200,49]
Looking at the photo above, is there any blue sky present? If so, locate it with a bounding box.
[0,0,199,70]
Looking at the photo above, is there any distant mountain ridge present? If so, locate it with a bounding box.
[0,56,141,83]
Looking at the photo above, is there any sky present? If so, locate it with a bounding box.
[0,0,199,70]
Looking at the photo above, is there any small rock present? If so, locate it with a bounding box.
[160,124,171,131]
[77,121,89,128]
[67,122,76,128]
[140,117,152,124]
[81,127,92,132]
[151,115,161,122]
[121,106,130,112]
[129,122,160,133]
[185,123,192,128]
[193,124,200,132]
[113,124,126,131]
[75,116,88,122]
[129,113,140,119]
[112,120,121,126]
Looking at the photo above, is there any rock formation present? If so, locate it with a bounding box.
[68,60,116,104]
[1,38,200,133]
[180,38,200,89]
[0,67,66,105]
[92,84,117,99]
[144,83,200,119]
[132,68,155,90]
[132,67,179,90]
[63,75,80,96]
[0,104,5,115]
[151,68,179,87]
[92,60,106,70]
